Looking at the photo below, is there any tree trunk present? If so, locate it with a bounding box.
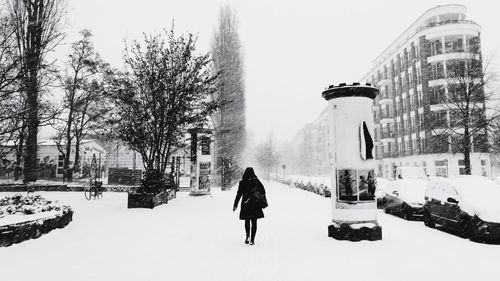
[14,125,26,181]
[23,74,39,183]
[63,106,74,182]
[463,125,472,175]
[73,137,81,176]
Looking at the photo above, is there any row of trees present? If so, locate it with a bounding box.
[0,0,244,187]
[0,0,65,182]
[0,1,112,182]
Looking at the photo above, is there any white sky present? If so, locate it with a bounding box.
[49,0,500,143]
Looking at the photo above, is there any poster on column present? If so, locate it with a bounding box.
[199,162,211,190]
[337,169,357,202]
[337,169,376,204]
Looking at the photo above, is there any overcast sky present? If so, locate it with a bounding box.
[52,0,500,143]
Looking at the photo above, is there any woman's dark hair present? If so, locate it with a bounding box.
[242,167,257,180]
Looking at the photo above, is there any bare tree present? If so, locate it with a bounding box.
[255,135,280,181]
[0,14,23,159]
[53,29,107,181]
[426,55,498,175]
[211,4,246,189]
[6,0,66,182]
[72,77,112,174]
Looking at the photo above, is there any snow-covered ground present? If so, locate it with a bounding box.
[1,181,499,281]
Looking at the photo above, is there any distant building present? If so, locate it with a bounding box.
[287,5,491,180]
[106,141,143,170]
[362,4,490,179]
[288,108,331,177]
[1,139,106,178]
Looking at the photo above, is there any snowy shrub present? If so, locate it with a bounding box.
[139,170,169,194]
[0,194,64,216]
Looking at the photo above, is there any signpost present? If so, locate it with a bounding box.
[282,164,286,182]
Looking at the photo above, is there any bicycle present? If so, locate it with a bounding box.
[84,153,104,200]
[84,179,104,200]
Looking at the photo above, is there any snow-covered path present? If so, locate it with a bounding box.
[1,181,499,281]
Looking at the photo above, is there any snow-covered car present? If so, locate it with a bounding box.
[375,177,390,207]
[383,178,432,220]
[324,186,331,197]
[423,176,500,242]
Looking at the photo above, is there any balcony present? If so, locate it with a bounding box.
[417,19,480,33]
[380,132,395,140]
[427,52,481,64]
[379,94,393,104]
[378,78,391,86]
[380,112,394,119]
[383,152,397,158]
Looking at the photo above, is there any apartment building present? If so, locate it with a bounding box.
[362,4,490,179]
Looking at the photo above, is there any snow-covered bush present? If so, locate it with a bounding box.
[0,194,64,216]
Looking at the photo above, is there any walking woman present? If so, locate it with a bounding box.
[233,167,266,245]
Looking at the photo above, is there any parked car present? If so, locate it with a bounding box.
[394,166,427,180]
[383,177,431,220]
[375,177,390,207]
[423,176,500,243]
[324,186,331,197]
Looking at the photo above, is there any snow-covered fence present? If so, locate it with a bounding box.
[0,184,138,193]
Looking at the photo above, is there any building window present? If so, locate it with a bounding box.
[418,113,423,132]
[481,159,487,176]
[440,13,460,22]
[429,110,447,129]
[420,138,425,153]
[458,159,466,175]
[429,86,446,105]
[435,160,448,177]
[430,39,443,56]
[445,35,464,53]
[58,155,64,168]
[421,161,427,175]
[417,90,423,107]
[430,62,444,80]
[466,35,480,53]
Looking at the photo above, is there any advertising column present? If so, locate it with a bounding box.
[189,128,213,196]
[322,83,382,241]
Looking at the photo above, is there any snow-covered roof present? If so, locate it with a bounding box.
[1,139,101,147]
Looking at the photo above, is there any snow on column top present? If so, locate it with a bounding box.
[321,83,379,101]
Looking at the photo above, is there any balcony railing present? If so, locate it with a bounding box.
[380,112,394,119]
[381,132,395,139]
[380,93,392,100]
[417,19,479,33]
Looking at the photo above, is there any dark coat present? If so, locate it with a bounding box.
[233,177,266,220]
